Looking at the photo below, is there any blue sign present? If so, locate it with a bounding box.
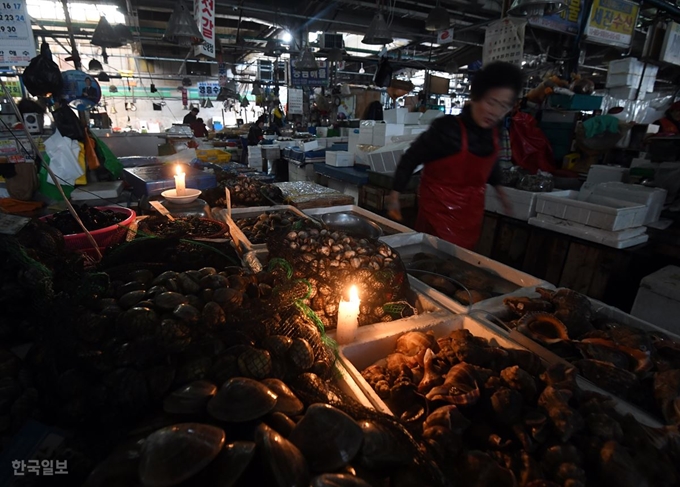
[61,70,101,111]
[290,60,329,87]
[529,0,584,35]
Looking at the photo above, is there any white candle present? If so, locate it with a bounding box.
[337,285,360,345]
[174,165,186,196]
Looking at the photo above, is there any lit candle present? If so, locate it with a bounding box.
[174,165,186,196]
[337,285,360,345]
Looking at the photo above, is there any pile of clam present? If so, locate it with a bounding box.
[27,265,336,433]
[236,211,305,244]
[361,328,680,486]
[267,223,414,329]
[503,287,680,425]
[204,175,282,207]
[86,375,432,487]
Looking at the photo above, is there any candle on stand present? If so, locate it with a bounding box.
[174,165,186,196]
[337,285,360,345]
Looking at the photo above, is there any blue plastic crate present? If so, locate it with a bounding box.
[548,94,603,111]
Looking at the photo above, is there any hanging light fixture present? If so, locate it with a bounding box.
[359,63,365,74]
[98,71,110,82]
[150,83,158,93]
[327,48,345,63]
[295,47,319,71]
[200,98,207,108]
[204,99,214,108]
[508,0,566,17]
[265,39,284,57]
[88,59,103,72]
[362,11,393,45]
[426,3,450,31]
[91,17,124,63]
[163,0,205,46]
[109,85,118,93]
[182,77,192,86]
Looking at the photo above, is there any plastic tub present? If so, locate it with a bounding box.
[40,206,136,252]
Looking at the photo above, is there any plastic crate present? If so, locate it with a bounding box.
[548,94,603,111]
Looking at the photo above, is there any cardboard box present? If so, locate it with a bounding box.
[383,108,408,124]
[372,123,405,146]
[326,151,354,167]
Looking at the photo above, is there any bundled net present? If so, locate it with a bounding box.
[202,171,283,207]
[266,220,416,329]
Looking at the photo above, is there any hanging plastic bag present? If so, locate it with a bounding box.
[509,111,556,173]
[44,129,84,186]
[52,105,85,141]
[373,56,393,88]
[21,42,63,98]
[38,153,75,201]
[91,133,123,178]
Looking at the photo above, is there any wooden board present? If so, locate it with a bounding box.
[522,229,570,286]
[475,213,498,257]
[491,218,531,269]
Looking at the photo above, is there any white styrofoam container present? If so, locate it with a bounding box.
[484,186,572,221]
[339,313,662,426]
[586,182,667,224]
[326,151,354,167]
[366,148,402,173]
[303,204,414,236]
[403,125,427,136]
[608,57,646,75]
[358,126,374,145]
[348,129,360,154]
[372,123,405,146]
[585,165,629,186]
[608,86,645,101]
[383,108,408,124]
[296,140,319,152]
[404,112,422,125]
[287,160,315,182]
[529,214,649,249]
[71,181,124,201]
[631,266,680,336]
[606,72,656,92]
[380,233,548,313]
[535,191,648,231]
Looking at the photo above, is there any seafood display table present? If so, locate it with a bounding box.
[476,211,680,313]
[273,181,354,209]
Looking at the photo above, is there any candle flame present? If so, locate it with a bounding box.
[175,165,184,176]
[349,285,359,303]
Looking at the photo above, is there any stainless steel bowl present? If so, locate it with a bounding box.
[321,212,383,239]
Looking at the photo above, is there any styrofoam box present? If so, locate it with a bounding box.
[608,57,659,76]
[404,111,421,125]
[296,140,319,152]
[380,232,547,313]
[587,182,667,224]
[348,129,360,154]
[365,148,403,173]
[484,185,572,221]
[609,86,646,101]
[303,204,414,236]
[404,125,427,136]
[383,107,408,124]
[358,126,374,145]
[535,190,647,231]
[606,71,657,92]
[529,214,649,249]
[326,150,354,167]
[338,312,663,427]
[338,314,524,414]
[248,146,262,156]
[632,265,680,336]
[585,165,628,186]
[372,123,405,146]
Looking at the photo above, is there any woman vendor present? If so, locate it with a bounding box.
[656,101,680,134]
[387,62,523,250]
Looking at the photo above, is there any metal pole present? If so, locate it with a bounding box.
[60,0,82,70]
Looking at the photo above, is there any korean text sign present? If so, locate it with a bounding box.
[290,60,329,87]
[585,0,639,48]
[194,0,216,58]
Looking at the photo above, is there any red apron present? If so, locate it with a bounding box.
[416,119,498,250]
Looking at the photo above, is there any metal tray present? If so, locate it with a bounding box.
[339,313,663,427]
[380,233,549,313]
[303,205,413,236]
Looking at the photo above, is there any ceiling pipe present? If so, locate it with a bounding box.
[634,0,680,18]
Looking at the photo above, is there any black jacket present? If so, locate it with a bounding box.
[183,113,197,124]
[248,125,263,146]
[392,106,502,193]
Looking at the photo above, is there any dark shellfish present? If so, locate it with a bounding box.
[311,473,372,487]
[289,403,363,472]
[255,423,310,487]
[426,362,481,406]
[138,423,225,487]
[163,380,217,415]
[238,348,273,379]
[517,312,570,344]
[262,378,304,416]
[575,359,638,398]
[207,377,277,422]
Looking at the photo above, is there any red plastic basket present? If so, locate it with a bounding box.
[41,206,136,252]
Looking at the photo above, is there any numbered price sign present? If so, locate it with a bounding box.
[0,1,36,66]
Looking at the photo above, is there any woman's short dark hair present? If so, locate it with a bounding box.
[470,62,524,101]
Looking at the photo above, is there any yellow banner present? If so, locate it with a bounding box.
[586,0,639,46]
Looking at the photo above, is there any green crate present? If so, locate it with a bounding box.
[548,94,603,111]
